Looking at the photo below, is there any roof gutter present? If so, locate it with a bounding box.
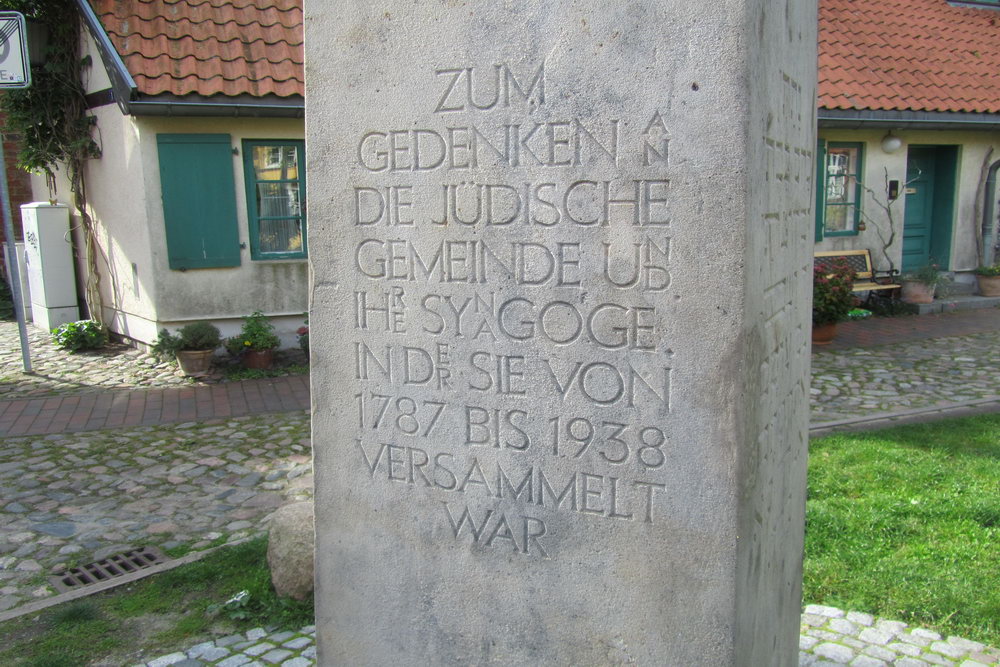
[74,0,137,113]
[126,98,305,119]
[819,108,1000,131]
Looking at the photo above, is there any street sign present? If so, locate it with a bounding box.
[0,12,30,89]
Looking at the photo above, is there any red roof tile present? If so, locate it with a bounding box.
[820,0,1000,114]
[89,0,303,99]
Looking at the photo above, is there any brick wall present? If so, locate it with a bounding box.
[0,109,35,277]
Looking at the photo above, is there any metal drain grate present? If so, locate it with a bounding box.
[49,546,169,593]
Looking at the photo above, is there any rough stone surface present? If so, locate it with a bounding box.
[306,1,816,664]
[266,501,314,601]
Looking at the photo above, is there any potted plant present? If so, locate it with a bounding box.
[900,264,946,304]
[225,311,281,369]
[973,263,1000,297]
[152,322,221,376]
[812,260,855,345]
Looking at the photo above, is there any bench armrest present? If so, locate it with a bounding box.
[872,268,899,283]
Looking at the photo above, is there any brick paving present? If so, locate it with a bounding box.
[0,376,310,437]
[822,307,1000,351]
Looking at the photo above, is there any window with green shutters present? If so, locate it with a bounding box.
[243,140,307,260]
[815,141,863,238]
[156,134,242,270]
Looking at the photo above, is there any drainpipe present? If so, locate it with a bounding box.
[984,159,1000,266]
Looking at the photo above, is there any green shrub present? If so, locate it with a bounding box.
[178,321,221,350]
[151,328,182,359]
[151,322,221,359]
[225,311,280,355]
[51,320,107,351]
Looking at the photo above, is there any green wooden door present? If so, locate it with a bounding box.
[902,146,957,272]
[902,148,936,272]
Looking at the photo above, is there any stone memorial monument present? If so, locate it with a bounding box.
[307,1,817,664]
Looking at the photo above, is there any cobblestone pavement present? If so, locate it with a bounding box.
[0,321,197,397]
[0,321,306,399]
[134,626,316,667]
[798,604,1000,666]
[0,412,312,613]
[136,609,1000,667]
[810,330,1000,424]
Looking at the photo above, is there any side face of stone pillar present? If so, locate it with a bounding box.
[306,2,816,664]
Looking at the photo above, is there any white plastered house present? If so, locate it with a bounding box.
[815,0,1000,285]
[31,0,307,346]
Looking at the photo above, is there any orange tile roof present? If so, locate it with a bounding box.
[89,0,303,99]
[820,0,1000,114]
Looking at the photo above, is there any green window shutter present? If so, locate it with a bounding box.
[814,138,826,243]
[156,134,241,270]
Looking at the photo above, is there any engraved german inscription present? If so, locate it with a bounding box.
[346,62,678,558]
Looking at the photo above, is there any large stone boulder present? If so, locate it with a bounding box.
[267,501,314,600]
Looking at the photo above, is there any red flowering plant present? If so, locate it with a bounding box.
[812,260,855,326]
[296,314,309,356]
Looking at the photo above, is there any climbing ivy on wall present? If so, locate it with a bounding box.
[0,0,104,320]
[0,0,100,178]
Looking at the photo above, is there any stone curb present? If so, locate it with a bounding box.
[810,396,1000,437]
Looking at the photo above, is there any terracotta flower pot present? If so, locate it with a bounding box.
[976,274,1000,297]
[242,349,274,370]
[811,322,837,346]
[900,280,935,304]
[175,349,215,376]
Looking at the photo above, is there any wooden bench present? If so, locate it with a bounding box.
[814,249,900,301]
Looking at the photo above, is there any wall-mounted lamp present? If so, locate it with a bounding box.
[880,131,903,154]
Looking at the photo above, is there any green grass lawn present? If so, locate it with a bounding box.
[805,413,1000,646]
[0,537,312,667]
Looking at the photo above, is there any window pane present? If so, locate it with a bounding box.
[252,145,300,181]
[824,145,860,234]
[244,139,306,259]
[257,182,301,218]
[824,204,851,232]
[259,218,304,254]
